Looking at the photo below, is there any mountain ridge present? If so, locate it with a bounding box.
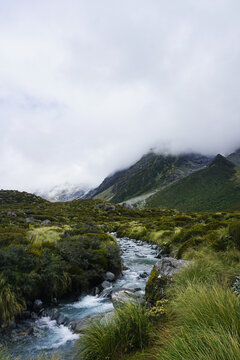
[84,151,213,203]
[146,154,240,212]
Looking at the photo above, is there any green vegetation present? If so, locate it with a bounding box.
[158,282,240,360]
[147,155,240,212]
[90,152,211,203]
[2,188,240,360]
[0,191,126,324]
[79,302,153,360]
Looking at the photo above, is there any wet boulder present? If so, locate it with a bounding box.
[111,289,139,308]
[104,272,115,282]
[145,257,191,305]
[56,312,69,326]
[33,299,43,313]
[139,271,148,279]
[69,312,114,334]
[100,280,112,291]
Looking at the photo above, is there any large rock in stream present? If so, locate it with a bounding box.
[145,257,191,304]
[69,311,114,334]
[111,288,143,308]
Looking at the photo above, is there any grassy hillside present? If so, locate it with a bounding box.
[146,155,240,212]
[78,205,240,360]
[88,152,211,203]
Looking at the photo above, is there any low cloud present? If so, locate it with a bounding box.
[0,0,240,191]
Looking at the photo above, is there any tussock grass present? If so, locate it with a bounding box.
[79,302,153,360]
[160,327,240,360]
[0,276,25,323]
[168,254,236,298]
[171,285,240,333]
[158,282,240,360]
[29,226,70,245]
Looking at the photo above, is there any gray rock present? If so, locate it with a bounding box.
[154,257,191,280]
[97,203,116,211]
[100,286,113,298]
[145,257,192,304]
[104,272,115,282]
[41,219,51,225]
[122,203,135,210]
[100,280,112,290]
[7,212,17,217]
[111,288,139,308]
[33,299,43,313]
[56,313,69,325]
[49,308,58,320]
[139,272,148,279]
[103,204,116,211]
[69,311,114,333]
[26,217,36,223]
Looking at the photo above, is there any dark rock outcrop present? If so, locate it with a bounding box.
[145,257,191,304]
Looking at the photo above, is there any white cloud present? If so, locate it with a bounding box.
[0,0,240,191]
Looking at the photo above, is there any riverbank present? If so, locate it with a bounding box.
[2,236,160,359]
[1,191,240,359]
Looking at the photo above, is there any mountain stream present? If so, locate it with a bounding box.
[5,235,160,359]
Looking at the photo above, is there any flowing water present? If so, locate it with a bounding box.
[5,235,160,359]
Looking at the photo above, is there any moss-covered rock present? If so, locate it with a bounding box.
[146,257,191,305]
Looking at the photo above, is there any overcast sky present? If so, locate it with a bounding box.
[1,0,240,192]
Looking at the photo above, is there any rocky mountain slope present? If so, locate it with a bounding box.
[85,152,212,203]
[146,154,240,212]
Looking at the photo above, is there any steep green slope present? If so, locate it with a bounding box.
[146,155,240,212]
[87,152,211,203]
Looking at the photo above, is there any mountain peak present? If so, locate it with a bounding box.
[210,154,235,168]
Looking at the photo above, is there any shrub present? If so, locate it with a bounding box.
[79,302,153,360]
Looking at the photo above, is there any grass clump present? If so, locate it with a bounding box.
[160,327,240,360]
[0,275,25,324]
[159,284,240,360]
[79,302,153,360]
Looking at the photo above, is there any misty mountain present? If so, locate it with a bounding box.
[84,151,213,203]
[146,154,240,212]
[227,148,240,167]
[36,184,90,202]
